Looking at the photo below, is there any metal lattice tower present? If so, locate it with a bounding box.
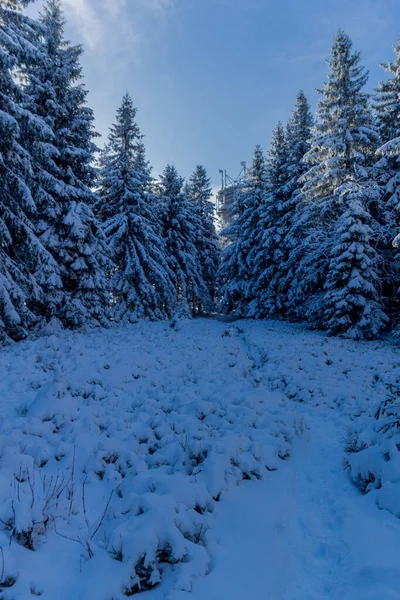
[216,162,247,229]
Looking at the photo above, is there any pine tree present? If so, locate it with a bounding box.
[159,164,210,315]
[324,182,388,339]
[97,94,175,321]
[303,30,379,204]
[25,0,109,328]
[248,125,288,318]
[374,40,400,147]
[288,30,384,336]
[277,92,313,315]
[0,0,60,339]
[216,184,245,315]
[186,165,219,311]
[373,39,400,310]
[218,145,268,316]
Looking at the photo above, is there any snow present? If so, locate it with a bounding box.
[0,317,400,598]
[189,418,400,600]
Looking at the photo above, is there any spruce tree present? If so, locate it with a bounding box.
[277,92,313,316]
[302,31,379,206]
[97,94,175,321]
[374,40,400,310]
[25,0,109,328]
[218,145,268,316]
[289,30,385,336]
[374,40,400,147]
[216,184,245,315]
[0,0,60,339]
[186,165,219,311]
[159,164,210,315]
[324,182,388,339]
[248,125,288,318]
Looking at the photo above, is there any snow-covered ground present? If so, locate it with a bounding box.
[0,318,400,599]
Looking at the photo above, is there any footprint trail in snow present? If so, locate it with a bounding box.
[186,321,400,600]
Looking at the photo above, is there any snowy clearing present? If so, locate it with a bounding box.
[0,318,400,599]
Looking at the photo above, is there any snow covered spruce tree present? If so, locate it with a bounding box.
[247,125,289,318]
[185,165,220,310]
[276,91,313,317]
[24,0,109,328]
[218,145,268,316]
[289,30,386,337]
[158,164,211,315]
[373,39,400,312]
[97,94,175,321]
[0,0,61,340]
[374,41,400,147]
[216,181,246,315]
[324,182,388,339]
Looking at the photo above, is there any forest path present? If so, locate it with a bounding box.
[181,323,400,600]
[185,402,400,600]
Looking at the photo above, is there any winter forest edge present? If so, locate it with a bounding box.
[2,0,400,342]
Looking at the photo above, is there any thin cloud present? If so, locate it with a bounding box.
[140,0,175,11]
[61,0,174,50]
[62,0,128,48]
[62,0,102,47]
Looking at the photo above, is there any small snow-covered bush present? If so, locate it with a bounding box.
[0,545,18,595]
[0,466,72,551]
[346,369,400,514]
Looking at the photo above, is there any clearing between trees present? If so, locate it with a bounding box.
[0,318,399,599]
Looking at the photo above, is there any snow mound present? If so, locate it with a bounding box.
[346,366,400,515]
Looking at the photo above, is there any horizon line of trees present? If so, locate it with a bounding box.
[218,29,400,340]
[0,0,219,343]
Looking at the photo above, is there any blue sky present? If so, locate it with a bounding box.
[27,0,400,190]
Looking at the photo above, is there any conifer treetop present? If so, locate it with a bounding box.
[374,39,400,145]
[302,30,379,206]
